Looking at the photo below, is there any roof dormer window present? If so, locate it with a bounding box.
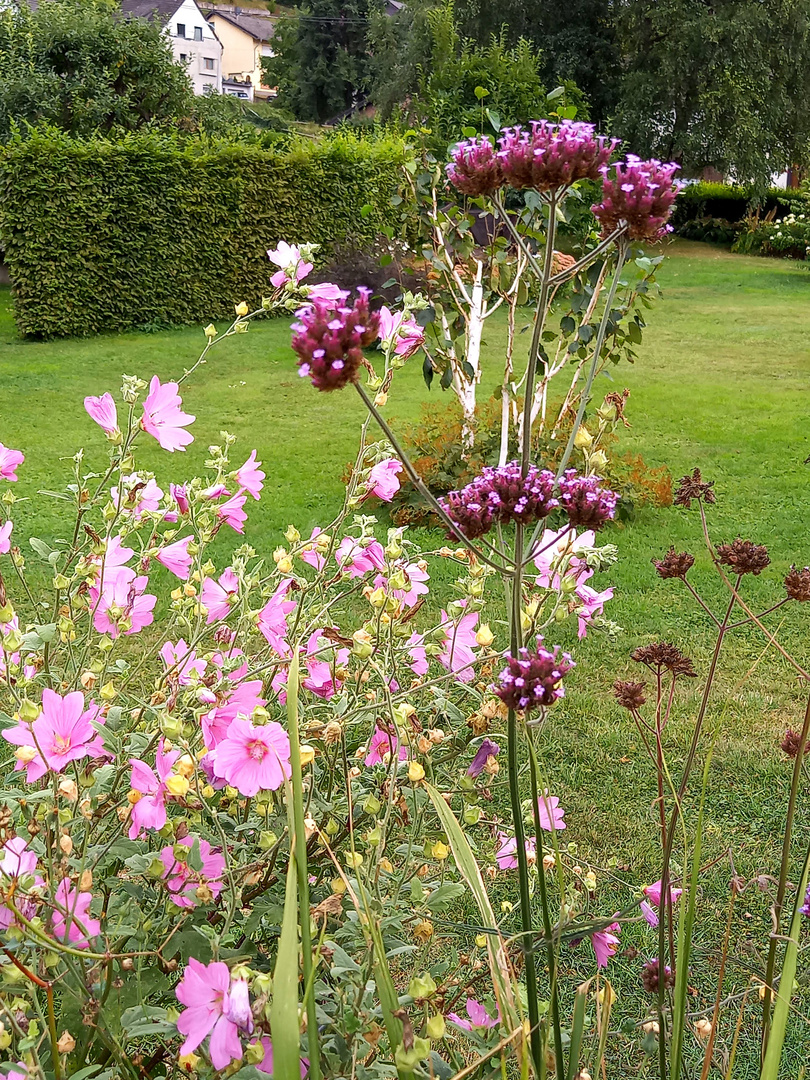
[176,22,186,37]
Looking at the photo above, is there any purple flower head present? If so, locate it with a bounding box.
[447,136,505,197]
[802,883,810,918]
[495,642,574,712]
[558,470,617,530]
[593,156,682,242]
[497,121,620,193]
[467,737,500,777]
[292,289,380,392]
[441,462,558,539]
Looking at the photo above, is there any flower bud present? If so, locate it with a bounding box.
[426,1013,446,1040]
[574,426,593,449]
[345,852,363,869]
[235,301,249,317]
[363,794,382,816]
[299,744,316,766]
[475,623,494,648]
[204,324,217,340]
[59,834,73,856]
[99,681,117,702]
[165,774,190,798]
[463,805,481,825]
[431,841,449,861]
[408,761,425,783]
[588,450,608,472]
[57,1031,76,1054]
[246,1042,265,1066]
[408,972,437,1000]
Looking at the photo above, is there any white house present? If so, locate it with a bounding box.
[121,0,223,95]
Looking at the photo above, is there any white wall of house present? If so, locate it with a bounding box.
[168,0,222,95]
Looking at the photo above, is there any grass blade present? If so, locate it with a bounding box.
[269,853,302,1080]
[566,982,589,1080]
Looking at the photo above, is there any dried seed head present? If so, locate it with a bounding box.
[631,642,698,679]
[613,680,648,710]
[653,546,695,580]
[716,538,770,576]
[785,565,810,602]
[781,728,810,759]
[673,468,716,509]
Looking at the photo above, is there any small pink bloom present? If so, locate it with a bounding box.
[236,450,265,500]
[0,443,24,482]
[268,242,313,287]
[217,491,248,534]
[156,535,194,580]
[447,998,498,1031]
[367,459,402,502]
[90,566,156,637]
[2,689,105,782]
[160,836,225,909]
[1,835,38,879]
[495,832,536,870]
[256,1037,308,1077]
[257,579,295,655]
[84,392,119,436]
[536,790,566,832]
[640,880,683,926]
[305,281,346,303]
[533,527,595,588]
[335,537,386,578]
[52,879,100,949]
[202,679,265,750]
[377,306,425,358]
[438,604,479,682]
[0,519,11,555]
[201,568,239,623]
[364,725,408,767]
[576,583,613,639]
[171,483,190,515]
[140,376,195,452]
[0,837,43,931]
[208,717,291,796]
[406,632,428,675]
[399,562,429,607]
[301,527,326,571]
[301,629,349,700]
[128,740,180,839]
[160,639,207,685]
[592,920,621,968]
[111,475,164,519]
[87,534,134,581]
[176,959,243,1069]
[6,1064,27,1080]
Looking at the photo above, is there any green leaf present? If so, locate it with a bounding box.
[269,853,301,1080]
[422,355,434,390]
[29,537,54,560]
[546,85,566,102]
[440,365,453,390]
[485,109,501,132]
[425,882,466,912]
[473,85,489,100]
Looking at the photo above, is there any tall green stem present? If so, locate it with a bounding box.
[286,648,321,1080]
[761,688,810,1055]
[520,194,558,473]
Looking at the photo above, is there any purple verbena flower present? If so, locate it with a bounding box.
[497,121,620,193]
[495,642,574,712]
[291,289,380,391]
[592,156,682,242]
[447,136,505,197]
[558,470,617,530]
[441,462,558,539]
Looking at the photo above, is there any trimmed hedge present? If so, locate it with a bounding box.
[671,181,804,231]
[0,129,408,337]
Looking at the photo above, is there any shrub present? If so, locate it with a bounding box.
[671,181,809,242]
[732,211,810,261]
[0,128,408,337]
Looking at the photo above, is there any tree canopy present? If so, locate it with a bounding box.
[0,0,193,139]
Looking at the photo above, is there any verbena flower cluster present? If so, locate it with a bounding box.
[495,642,575,712]
[441,464,615,539]
[592,156,682,242]
[291,288,380,391]
[440,461,559,538]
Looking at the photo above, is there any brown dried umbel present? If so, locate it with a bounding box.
[785,565,810,602]
[716,538,770,576]
[641,957,676,994]
[781,729,810,759]
[631,642,698,679]
[673,468,716,509]
[613,680,648,710]
[653,546,695,580]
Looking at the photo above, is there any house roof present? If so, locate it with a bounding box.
[205,9,275,43]
[120,0,185,24]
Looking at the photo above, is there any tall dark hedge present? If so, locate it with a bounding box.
[0,129,407,337]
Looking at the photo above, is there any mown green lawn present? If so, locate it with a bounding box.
[2,240,810,1074]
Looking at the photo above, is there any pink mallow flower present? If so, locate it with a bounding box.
[128,740,181,839]
[447,998,499,1031]
[268,241,313,287]
[160,836,225,909]
[84,393,119,437]
[0,443,24,482]
[52,879,100,949]
[176,959,244,1070]
[335,537,386,578]
[0,519,12,555]
[640,880,683,927]
[236,450,265,500]
[377,306,425,358]
[257,579,295,655]
[496,833,536,870]
[171,483,190,515]
[0,836,43,931]
[111,475,164,520]
[406,632,428,676]
[161,639,207,685]
[367,459,403,502]
[305,281,346,303]
[202,568,239,623]
[208,717,291,796]
[156,535,194,580]
[536,790,566,831]
[202,680,265,750]
[255,1037,308,1077]
[217,491,248,534]
[90,566,156,637]
[301,629,349,700]
[591,920,621,968]
[140,376,195,452]
[364,724,409,767]
[2,689,105,782]
[576,582,614,639]
[438,604,479,683]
